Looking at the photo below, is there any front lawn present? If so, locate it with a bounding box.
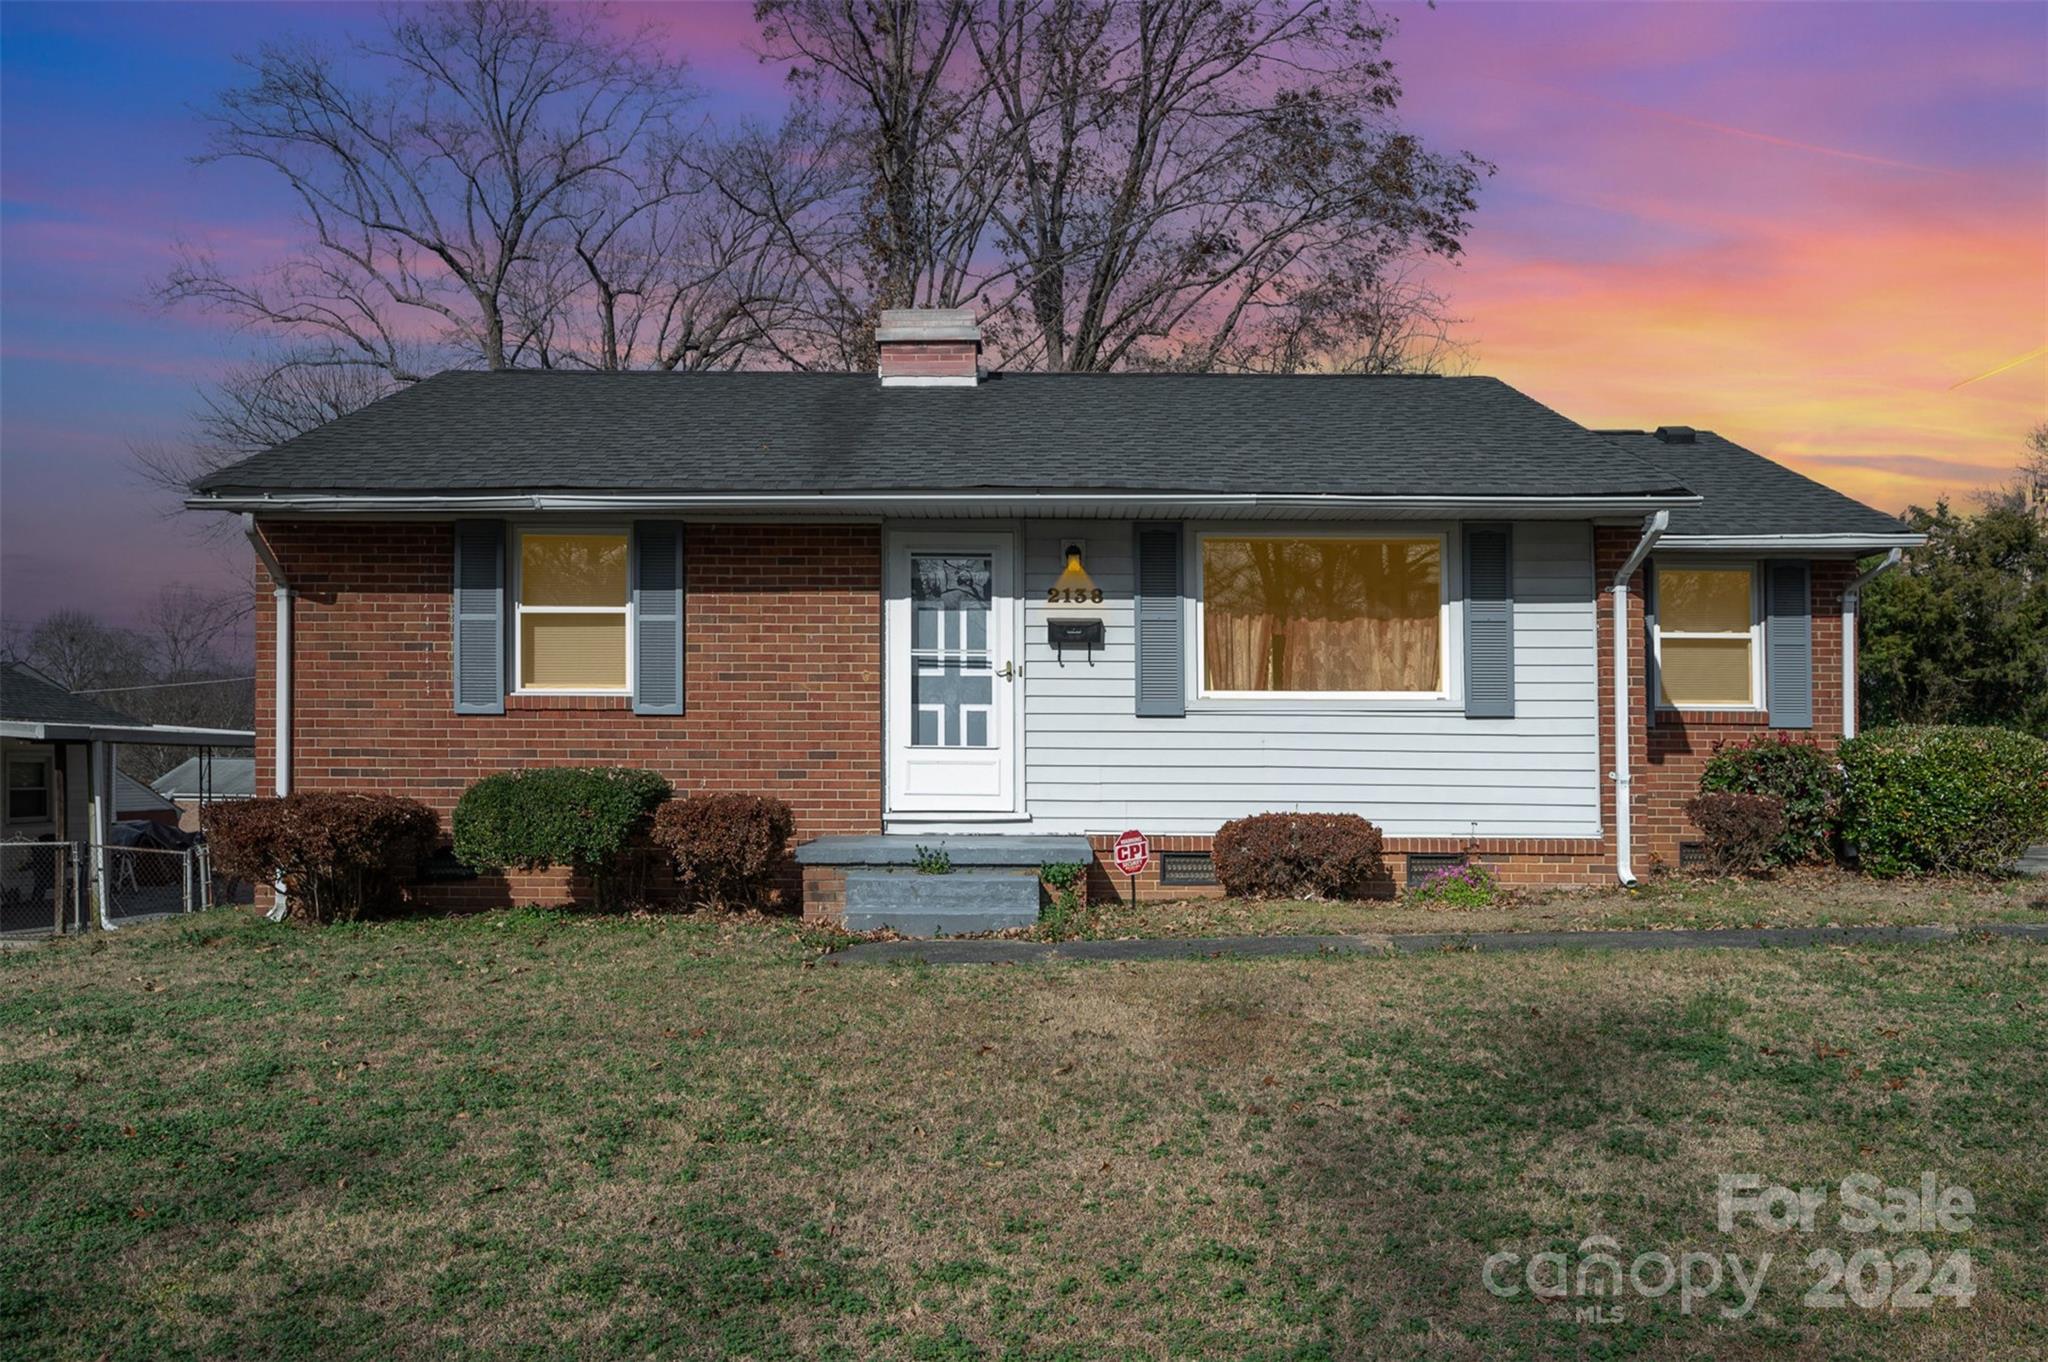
[3,908,2043,1359]
[1062,869,2048,940]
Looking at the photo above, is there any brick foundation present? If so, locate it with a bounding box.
[253,520,883,912]
[1084,833,1612,903]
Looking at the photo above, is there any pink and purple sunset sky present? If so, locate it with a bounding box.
[2,1,2043,626]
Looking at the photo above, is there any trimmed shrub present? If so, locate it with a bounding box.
[204,793,438,924]
[649,794,795,909]
[1212,813,1389,900]
[1697,733,1841,865]
[1683,793,1787,876]
[1407,861,1502,908]
[1839,726,2048,877]
[453,767,671,907]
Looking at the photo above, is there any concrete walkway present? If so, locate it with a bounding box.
[828,921,2048,966]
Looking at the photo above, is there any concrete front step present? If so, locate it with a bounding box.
[841,867,1042,936]
[797,833,1095,870]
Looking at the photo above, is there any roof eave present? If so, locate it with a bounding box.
[187,489,1704,518]
[1,719,256,746]
[1657,532,1926,553]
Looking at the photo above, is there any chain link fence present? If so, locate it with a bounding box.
[1,841,85,936]
[1,840,221,936]
[103,843,215,925]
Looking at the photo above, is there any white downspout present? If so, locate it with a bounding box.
[1611,510,1669,887]
[244,514,294,921]
[90,740,115,929]
[1840,548,1902,740]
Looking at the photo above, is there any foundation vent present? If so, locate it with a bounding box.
[1159,850,1216,886]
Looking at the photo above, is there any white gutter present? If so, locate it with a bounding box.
[189,489,1702,517]
[1841,548,1904,740]
[244,513,294,921]
[1657,533,1924,552]
[1611,510,1669,887]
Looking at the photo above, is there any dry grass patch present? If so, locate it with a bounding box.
[1,906,2042,1359]
[1067,866,2047,939]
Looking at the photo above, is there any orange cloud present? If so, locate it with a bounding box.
[1446,202,2044,513]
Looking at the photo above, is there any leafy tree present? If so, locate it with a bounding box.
[1859,428,2048,736]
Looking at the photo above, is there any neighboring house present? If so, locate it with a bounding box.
[185,309,1920,922]
[152,755,256,831]
[114,771,179,826]
[1,663,253,928]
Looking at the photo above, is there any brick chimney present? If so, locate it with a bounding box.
[876,308,980,386]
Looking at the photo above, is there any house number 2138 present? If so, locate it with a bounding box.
[1047,587,1104,604]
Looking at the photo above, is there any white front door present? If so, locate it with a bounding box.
[886,533,1018,815]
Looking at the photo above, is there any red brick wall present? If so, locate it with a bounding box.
[1637,558,1852,870]
[252,520,882,909]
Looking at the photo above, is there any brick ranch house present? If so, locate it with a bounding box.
[188,309,1921,927]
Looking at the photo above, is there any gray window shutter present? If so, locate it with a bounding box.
[1463,524,1514,718]
[1133,523,1185,718]
[632,521,686,716]
[1765,560,1813,729]
[452,520,506,715]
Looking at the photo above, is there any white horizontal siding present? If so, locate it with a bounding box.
[1003,519,1602,838]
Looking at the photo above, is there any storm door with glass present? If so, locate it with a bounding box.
[886,535,1016,814]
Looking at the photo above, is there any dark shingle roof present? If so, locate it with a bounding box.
[0,664,145,727]
[194,371,1693,500]
[1597,430,1909,538]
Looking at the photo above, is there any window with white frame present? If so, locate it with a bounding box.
[1198,533,1446,698]
[515,530,630,692]
[6,754,53,823]
[1655,562,1761,708]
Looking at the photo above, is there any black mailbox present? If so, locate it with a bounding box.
[1047,618,1105,648]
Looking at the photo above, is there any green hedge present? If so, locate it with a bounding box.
[1697,733,1841,866]
[1839,726,2048,877]
[453,768,672,899]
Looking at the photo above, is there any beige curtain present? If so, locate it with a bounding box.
[1203,538,1441,693]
